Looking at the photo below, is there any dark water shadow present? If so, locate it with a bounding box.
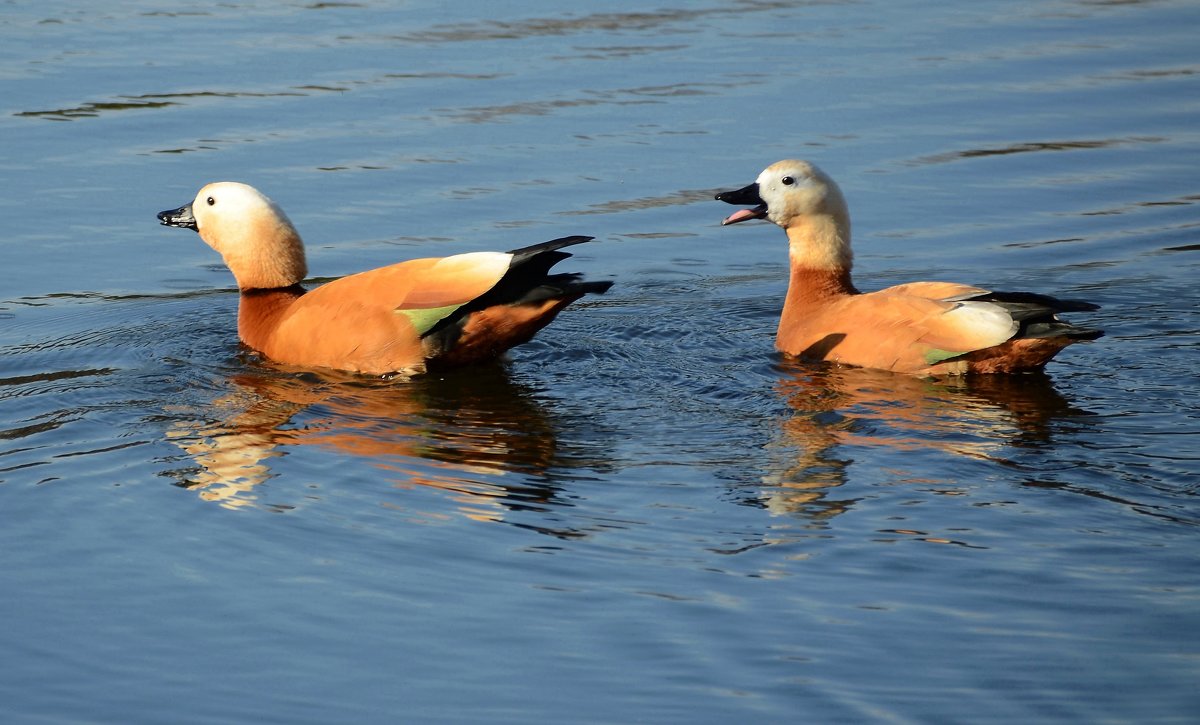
[164,360,590,526]
[756,361,1091,523]
[905,136,1166,167]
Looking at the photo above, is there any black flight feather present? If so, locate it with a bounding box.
[421,236,611,348]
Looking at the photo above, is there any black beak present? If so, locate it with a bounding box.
[157,203,197,230]
[715,183,763,206]
[715,183,768,226]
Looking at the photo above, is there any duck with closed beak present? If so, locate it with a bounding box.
[158,182,611,376]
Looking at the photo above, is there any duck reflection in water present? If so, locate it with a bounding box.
[761,360,1091,521]
[165,361,583,524]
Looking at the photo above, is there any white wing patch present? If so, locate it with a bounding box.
[431,251,512,279]
[943,301,1018,347]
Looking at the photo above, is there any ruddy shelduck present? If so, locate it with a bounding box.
[158,182,611,375]
[716,160,1101,374]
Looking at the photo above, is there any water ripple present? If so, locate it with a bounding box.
[908,137,1166,166]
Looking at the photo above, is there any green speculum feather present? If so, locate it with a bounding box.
[399,304,462,336]
[923,347,964,365]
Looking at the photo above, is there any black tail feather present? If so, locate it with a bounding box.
[422,236,609,347]
[507,236,596,265]
[978,290,1100,313]
[1022,321,1104,341]
[513,275,614,305]
[969,290,1103,341]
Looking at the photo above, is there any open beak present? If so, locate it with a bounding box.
[157,203,197,230]
[715,183,767,225]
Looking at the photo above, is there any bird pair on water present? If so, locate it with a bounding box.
[158,160,1101,378]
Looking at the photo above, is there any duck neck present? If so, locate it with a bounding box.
[237,285,306,351]
[784,263,857,304]
[207,219,308,291]
[783,216,857,303]
[778,217,857,341]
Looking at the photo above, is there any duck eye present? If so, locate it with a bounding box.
[206,196,215,206]
[781,176,795,186]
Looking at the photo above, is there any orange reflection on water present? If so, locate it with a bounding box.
[166,363,566,517]
[764,362,1086,521]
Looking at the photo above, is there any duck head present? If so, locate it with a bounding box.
[159,182,308,290]
[716,160,853,271]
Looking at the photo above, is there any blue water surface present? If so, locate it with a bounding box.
[2,1,1198,722]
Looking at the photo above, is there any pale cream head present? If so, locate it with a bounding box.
[756,160,853,271]
[191,182,308,290]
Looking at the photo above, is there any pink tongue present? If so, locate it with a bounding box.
[722,208,762,225]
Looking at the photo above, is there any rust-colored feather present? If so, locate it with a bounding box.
[158,182,610,375]
[717,161,1100,375]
